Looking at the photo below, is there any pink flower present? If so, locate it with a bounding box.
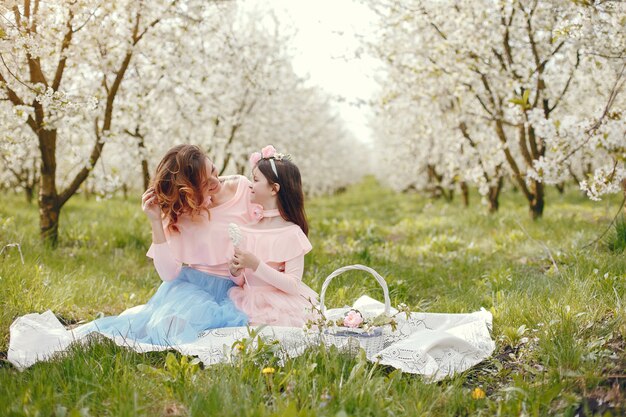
[343,310,364,328]
[261,145,277,159]
[249,152,262,168]
[250,204,264,221]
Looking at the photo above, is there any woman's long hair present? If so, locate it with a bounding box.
[256,158,309,235]
[151,144,210,233]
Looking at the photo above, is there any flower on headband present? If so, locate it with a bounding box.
[249,145,292,170]
[249,152,262,167]
[261,145,277,159]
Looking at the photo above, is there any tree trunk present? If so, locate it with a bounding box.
[38,129,60,246]
[141,160,150,191]
[446,188,454,202]
[622,178,626,217]
[25,186,34,204]
[487,177,504,213]
[82,183,91,201]
[426,164,448,200]
[2,4,164,247]
[127,127,151,190]
[25,156,38,204]
[236,161,246,176]
[460,181,469,207]
[488,195,499,213]
[39,197,60,246]
[529,179,545,219]
[555,182,565,194]
[137,134,150,190]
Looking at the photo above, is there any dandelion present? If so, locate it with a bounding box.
[262,367,276,375]
[471,387,486,399]
[262,367,276,391]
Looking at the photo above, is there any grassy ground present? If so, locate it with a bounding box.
[1,178,625,416]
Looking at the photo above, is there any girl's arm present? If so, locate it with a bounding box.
[253,256,305,295]
[228,259,245,286]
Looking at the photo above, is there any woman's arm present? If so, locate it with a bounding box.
[150,243,181,282]
[143,188,180,282]
[150,218,166,244]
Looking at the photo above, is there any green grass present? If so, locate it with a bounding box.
[607,216,626,254]
[1,178,625,416]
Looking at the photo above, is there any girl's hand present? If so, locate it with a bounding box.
[232,247,260,271]
[229,259,243,277]
[142,188,162,222]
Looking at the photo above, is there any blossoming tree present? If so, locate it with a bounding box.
[0,0,181,244]
[1,1,365,246]
[370,0,624,217]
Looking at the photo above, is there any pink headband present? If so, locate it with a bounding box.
[249,145,289,178]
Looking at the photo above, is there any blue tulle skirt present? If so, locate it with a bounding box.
[74,267,248,346]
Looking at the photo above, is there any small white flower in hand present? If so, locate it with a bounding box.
[228,223,242,247]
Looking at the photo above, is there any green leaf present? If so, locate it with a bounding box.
[136,363,161,376]
[165,352,179,372]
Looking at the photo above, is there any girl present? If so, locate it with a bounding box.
[228,145,318,327]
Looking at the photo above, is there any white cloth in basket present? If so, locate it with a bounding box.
[8,295,494,381]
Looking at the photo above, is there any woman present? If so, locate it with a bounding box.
[8,145,258,369]
[143,144,254,282]
[73,144,257,345]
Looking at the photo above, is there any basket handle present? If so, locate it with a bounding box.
[319,264,391,316]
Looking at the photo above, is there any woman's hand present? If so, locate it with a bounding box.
[142,188,162,222]
[231,247,260,271]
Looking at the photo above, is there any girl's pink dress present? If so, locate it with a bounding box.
[228,224,318,327]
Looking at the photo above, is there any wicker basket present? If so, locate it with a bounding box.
[318,264,392,359]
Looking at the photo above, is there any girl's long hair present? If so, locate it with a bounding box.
[256,158,308,235]
[151,144,210,233]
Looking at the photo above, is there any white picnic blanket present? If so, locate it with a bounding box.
[8,295,494,381]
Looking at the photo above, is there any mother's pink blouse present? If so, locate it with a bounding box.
[146,176,257,281]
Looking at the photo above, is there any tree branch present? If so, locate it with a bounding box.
[52,9,74,91]
[459,121,492,184]
[547,49,581,115]
[556,60,626,163]
[0,63,38,132]
[517,122,534,166]
[58,2,169,206]
[495,118,533,201]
